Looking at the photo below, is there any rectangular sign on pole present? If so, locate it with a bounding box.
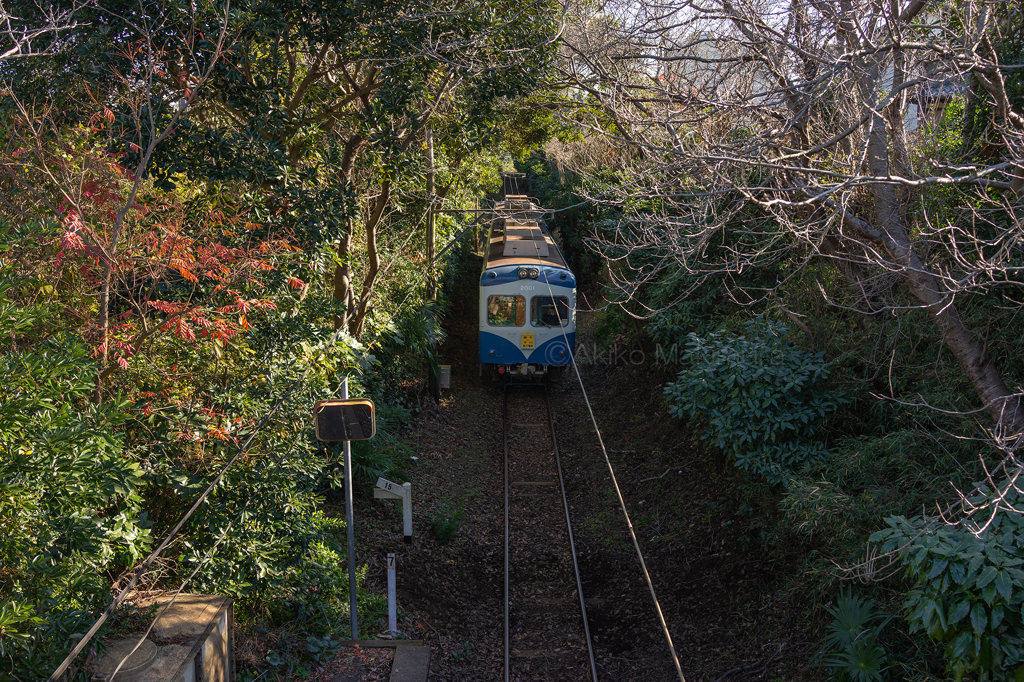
[313,399,376,442]
[313,388,378,640]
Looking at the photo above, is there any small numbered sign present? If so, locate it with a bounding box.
[521,332,535,349]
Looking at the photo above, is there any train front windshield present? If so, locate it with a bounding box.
[488,295,525,326]
[531,296,570,327]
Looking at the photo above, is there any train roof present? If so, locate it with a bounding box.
[485,197,568,269]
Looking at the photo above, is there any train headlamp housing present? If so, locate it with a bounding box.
[517,267,528,279]
[529,268,539,279]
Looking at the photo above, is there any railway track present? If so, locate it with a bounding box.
[503,384,597,682]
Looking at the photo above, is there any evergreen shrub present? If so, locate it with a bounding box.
[872,494,1024,681]
[664,319,842,484]
[817,588,893,682]
[0,275,150,680]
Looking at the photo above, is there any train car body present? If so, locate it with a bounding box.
[479,196,576,380]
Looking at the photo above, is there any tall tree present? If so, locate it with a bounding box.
[558,0,1024,436]
[0,0,245,399]
[153,0,559,336]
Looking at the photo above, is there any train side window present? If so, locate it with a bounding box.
[531,296,570,327]
[487,295,525,326]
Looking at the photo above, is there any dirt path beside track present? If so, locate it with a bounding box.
[353,275,825,682]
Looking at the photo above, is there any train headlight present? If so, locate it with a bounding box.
[560,273,567,280]
[529,268,539,279]
[517,268,528,279]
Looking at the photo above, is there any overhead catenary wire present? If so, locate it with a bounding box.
[526,201,687,682]
[502,387,511,682]
[365,206,488,357]
[545,385,599,682]
[52,215,428,677]
[56,191,600,680]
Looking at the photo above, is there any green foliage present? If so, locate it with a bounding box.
[233,512,383,641]
[519,153,604,285]
[430,503,463,543]
[590,307,626,348]
[646,276,726,352]
[347,405,412,488]
[962,6,1024,164]
[0,0,561,675]
[0,274,149,680]
[502,100,564,160]
[780,429,965,554]
[305,635,342,663]
[664,320,843,484]
[872,498,1024,681]
[364,303,448,407]
[452,641,474,662]
[818,589,892,682]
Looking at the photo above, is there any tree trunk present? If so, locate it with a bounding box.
[94,261,113,402]
[332,134,364,330]
[349,180,391,337]
[333,227,356,331]
[851,61,1024,435]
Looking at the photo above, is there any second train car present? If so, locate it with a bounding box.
[479,195,576,381]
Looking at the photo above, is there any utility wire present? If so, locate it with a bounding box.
[61,192,447,681]
[526,201,687,682]
[106,411,323,681]
[47,322,349,682]
[59,193,552,680]
[382,208,489,335]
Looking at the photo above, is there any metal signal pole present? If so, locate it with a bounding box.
[341,375,358,639]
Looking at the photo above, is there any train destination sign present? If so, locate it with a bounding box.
[313,399,376,441]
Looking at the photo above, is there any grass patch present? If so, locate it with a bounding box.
[431,502,464,543]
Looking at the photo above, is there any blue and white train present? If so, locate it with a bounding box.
[478,195,576,381]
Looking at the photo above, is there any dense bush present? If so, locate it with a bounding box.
[664,320,842,484]
[370,303,447,398]
[0,275,150,680]
[872,497,1024,681]
[0,256,408,676]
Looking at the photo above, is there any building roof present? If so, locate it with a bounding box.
[924,76,966,100]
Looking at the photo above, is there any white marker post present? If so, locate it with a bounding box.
[374,478,413,544]
[387,553,397,636]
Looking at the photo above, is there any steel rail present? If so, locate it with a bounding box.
[503,384,598,682]
[503,384,511,682]
[545,385,599,682]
